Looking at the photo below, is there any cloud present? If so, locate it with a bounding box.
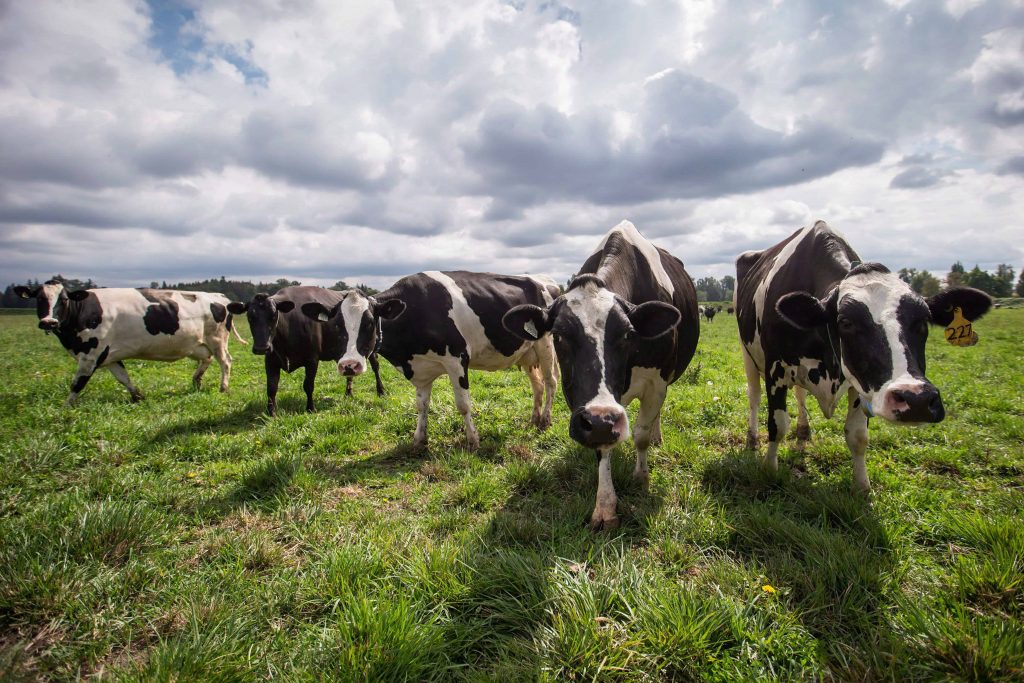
[0,0,1022,291]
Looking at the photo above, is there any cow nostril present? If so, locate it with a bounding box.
[892,390,910,406]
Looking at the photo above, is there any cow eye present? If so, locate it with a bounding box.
[552,332,561,344]
[838,317,855,333]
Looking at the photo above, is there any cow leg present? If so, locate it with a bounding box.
[345,376,354,397]
[213,341,231,393]
[525,364,545,428]
[108,362,143,402]
[764,377,790,473]
[650,411,663,447]
[369,353,385,396]
[411,379,434,451]
[447,359,480,451]
[845,387,871,493]
[265,355,281,417]
[632,384,667,489]
[66,359,96,406]
[192,357,213,391]
[536,336,557,430]
[793,385,811,449]
[742,349,761,450]
[303,362,318,412]
[591,448,619,531]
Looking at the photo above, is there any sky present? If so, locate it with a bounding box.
[1,0,1022,290]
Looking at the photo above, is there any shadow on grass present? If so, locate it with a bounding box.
[148,400,268,441]
[700,448,898,671]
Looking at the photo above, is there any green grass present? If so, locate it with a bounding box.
[1,310,1022,681]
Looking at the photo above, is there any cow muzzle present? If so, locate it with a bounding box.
[38,319,58,331]
[571,405,628,447]
[252,343,271,356]
[337,359,364,377]
[882,382,944,424]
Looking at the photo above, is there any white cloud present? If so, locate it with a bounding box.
[0,0,1022,291]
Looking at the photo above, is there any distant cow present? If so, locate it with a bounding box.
[727,306,734,314]
[504,221,699,530]
[16,280,246,404]
[227,286,384,416]
[735,221,992,491]
[702,306,717,322]
[301,272,559,450]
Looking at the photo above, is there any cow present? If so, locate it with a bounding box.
[299,272,559,451]
[735,221,992,492]
[15,280,246,405]
[503,220,700,531]
[727,306,734,315]
[703,305,717,322]
[227,286,385,416]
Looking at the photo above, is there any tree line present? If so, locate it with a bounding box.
[1,275,379,309]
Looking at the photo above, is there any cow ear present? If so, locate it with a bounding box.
[776,291,828,329]
[301,301,335,322]
[374,298,406,320]
[227,302,247,314]
[926,286,993,326]
[14,286,37,299]
[628,301,680,339]
[276,300,295,313]
[67,290,90,302]
[503,304,552,341]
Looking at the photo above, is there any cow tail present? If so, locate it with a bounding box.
[227,313,248,345]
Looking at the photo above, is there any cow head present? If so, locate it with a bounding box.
[776,263,992,423]
[16,280,69,331]
[503,275,680,449]
[300,291,405,377]
[227,293,294,355]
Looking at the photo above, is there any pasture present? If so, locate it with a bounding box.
[1,309,1022,681]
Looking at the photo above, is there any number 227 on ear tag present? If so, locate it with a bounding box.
[944,307,979,347]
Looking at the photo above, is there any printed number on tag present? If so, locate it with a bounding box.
[944,307,978,347]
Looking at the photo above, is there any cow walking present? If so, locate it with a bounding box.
[17,281,246,404]
[735,221,992,491]
[504,221,699,530]
[227,287,385,416]
[300,272,559,450]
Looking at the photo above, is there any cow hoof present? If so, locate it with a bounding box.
[795,424,811,441]
[412,437,428,452]
[745,433,758,451]
[220,386,228,394]
[534,415,552,431]
[130,392,144,403]
[466,434,480,452]
[589,512,620,532]
[632,470,650,490]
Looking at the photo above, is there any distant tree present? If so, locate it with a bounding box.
[914,271,941,297]
[946,261,965,287]
[898,267,917,284]
[1016,270,1024,297]
[150,281,159,289]
[329,280,350,291]
[964,266,996,295]
[356,283,379,296]
[993,264,1015,298]
[695,276,724,302]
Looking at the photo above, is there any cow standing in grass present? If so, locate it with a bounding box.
[503,220,700,530]
[300,272,559,451]
[228,287,384,416]
[16,280,246,404]
[735,221,992,491]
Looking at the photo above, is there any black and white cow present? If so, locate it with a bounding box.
[16,280,246,404]
[503,221,700,530]
[735,221,992,491]
[227,286,385,416]
[702,305,717,322]
[301,272,559,450]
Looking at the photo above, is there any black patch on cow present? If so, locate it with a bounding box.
[138,289,180,336]
[837,299,892,392]
[95,345,110,369]
[210,302,227,323]
[896,295,930,378]
[45,289,103,357]
[456,273,546,358]
[71,373,91,393]
[459,352,470,389]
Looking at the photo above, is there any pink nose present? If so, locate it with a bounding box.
[338,360,364,376]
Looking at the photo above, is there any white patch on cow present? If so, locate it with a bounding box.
[620,366,666,407]
[838,271,926,420]
[565,281,624,420]
[39,282,64,325]
[592,220,675,297]
[424,271,530,371]
[339,291,372,367]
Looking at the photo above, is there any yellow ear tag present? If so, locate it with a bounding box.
[944,307,978,347]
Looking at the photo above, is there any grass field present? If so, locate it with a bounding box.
[1,309,1022,681]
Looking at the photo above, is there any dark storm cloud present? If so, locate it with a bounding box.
[464,71,884,208]
[996,155,1024,175]
[890,166,950,189]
